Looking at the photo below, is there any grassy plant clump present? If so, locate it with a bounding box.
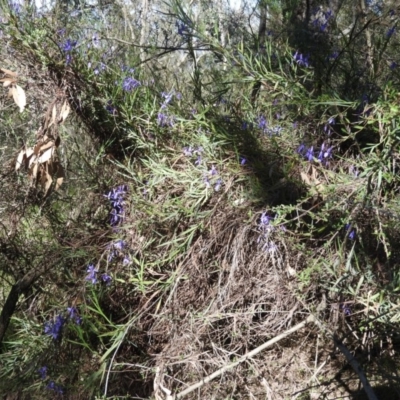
[1,0,400,399]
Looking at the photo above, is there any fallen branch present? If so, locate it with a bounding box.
[174,314,315,399]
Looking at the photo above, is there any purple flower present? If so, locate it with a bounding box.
[122,77,141,92]
[123,255,131,265]
[257,115,267,131]
[113,239,126,251]
[161,91,174,108]
[176,20,190,36]
[345,223,356,240]
[349,165,359,177]
[44,315,65,340]
[157,112,174,127]
[209,165,218,176]
[390,61,397,70]
[317,143,333,163]
[38,366,47,380]
[183,146,193,156]
[92,33,100,48]
[214,178,222,192]
[101,273,112,285]
[67,307,82,325]
[240,156,247,165]
[297,143,306,155]
[47,381,64,395]
[85,264,98,284]
[340,303,351,316]
[293,51,310,68]
[204,176,211,189]
[106,100,117,115]
[306,146,314,161]
[260,212,271,227]
[65,53,72,65]
[386,27,396,38]
[62,38,77,52]
[195,155,202,166]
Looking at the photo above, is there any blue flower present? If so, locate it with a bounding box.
[92,33,100,48]
[101,273,112,285]
[239,156,247,165]
[38,366,47,380]
[47,381,64,395]
[214,178,222,192]
[44,315,65,340]
[67,307,82,325]
[257,115,267,131]
[345,223,356,240]
[122,77,141,92]
[183,146,193,156]
[62,38,77,52]
[260,212,271,227]
[293,51,310,68]
[386,26,395,38]
[306,146,314,162]
[176,20,191,36]
[85,264,98,284]
[209,165,218,176]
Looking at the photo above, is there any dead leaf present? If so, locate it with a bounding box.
[11,85,26,112]
[1,78,16,87]
[59,101,70,124]
[0,68,18,77]
[29,162,39,183]
[38,147,55,163]
[15,148,26,171]
[38,140,55,153]
[44,171,53,195]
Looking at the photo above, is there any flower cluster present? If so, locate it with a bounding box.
[297,142,333,165]
[44,315,65,340]
[183,145,204,165]
[67,307,82,325]
[157,90,179,127]
[157,112,175,127]
[106,100,117,115]
[256,116,282,136]
[176,20,191,36]
[47,381,64,395]
[345,223,356,240]
[386,26,396,39]
[122,77,141,92]
[293,51,310,68]
[107,239,131,266]
[204,165,223,191]
[311,6,333,32]
[38,366,64,394]
[105,185,128,227]
[61,38,77,65]
[88,61,106,75]
[323,117,335,135]
[257,212,277,254]
[340,303,352,316]
[85,264,112,285]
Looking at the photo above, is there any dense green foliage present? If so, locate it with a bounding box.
[1,0,400,398]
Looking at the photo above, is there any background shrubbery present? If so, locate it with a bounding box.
[1,0,400,398]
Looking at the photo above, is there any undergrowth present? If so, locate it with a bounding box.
[1,0,400,399]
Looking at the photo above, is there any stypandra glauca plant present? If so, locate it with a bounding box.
[2,0,400,398]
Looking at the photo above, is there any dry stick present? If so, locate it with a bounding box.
[174,313,379,400]
[174,315,316,399]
